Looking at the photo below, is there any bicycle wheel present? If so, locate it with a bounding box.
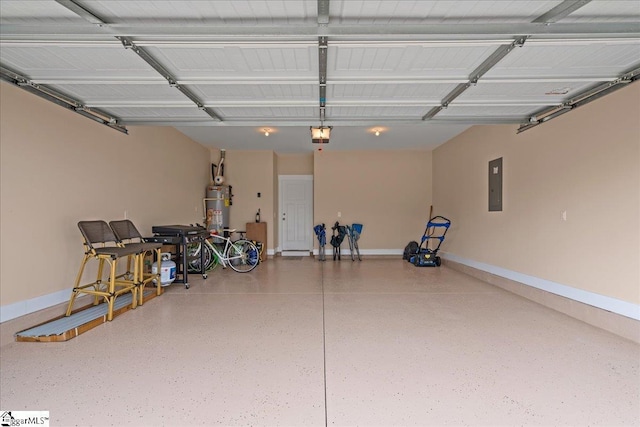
[203,241,219,271]
[186,242,201,272]
[228,239,259,273]
[187,242,212,273]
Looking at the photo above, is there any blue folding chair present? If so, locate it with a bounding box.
[346,223,363,261]
[313,224,326,261]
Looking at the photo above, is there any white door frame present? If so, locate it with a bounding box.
[278,175,313,254]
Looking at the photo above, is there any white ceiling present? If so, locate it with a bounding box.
[1,1,639,153]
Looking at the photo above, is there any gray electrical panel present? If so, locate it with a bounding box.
[489,157,503,211]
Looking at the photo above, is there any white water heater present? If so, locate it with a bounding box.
[205,185,230,236]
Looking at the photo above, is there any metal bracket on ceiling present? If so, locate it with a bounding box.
[1,65,128,134]
[55,0,222,123]
[317,0,330,26]
[518,66,640,133]
[423,36,528,121]
[532,0,592,25]
[55,0,106,26]
[120,38,134,50]
[117,37,222,121]
[317,0,330,123]
[318,34,329,124]
[319,36,328,108]
[424,0,591,123]
[316,1,330,131]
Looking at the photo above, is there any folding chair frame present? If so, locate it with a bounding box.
[109,220,163,305]
[66,221,141,321]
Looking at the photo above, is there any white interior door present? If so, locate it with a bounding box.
[279,175,313,252]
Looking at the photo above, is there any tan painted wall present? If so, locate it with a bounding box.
[277,153,314,175]
[5,75,636,316]
[314,149,433,250]
[220,151,314,252]
[0,82,211,306]
[214,152,324,252]
[223,150,275,251]
[433,82,640,304]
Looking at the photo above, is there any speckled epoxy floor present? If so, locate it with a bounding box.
[1,257,639,426]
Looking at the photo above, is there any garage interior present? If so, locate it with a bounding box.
[1,1,639,425]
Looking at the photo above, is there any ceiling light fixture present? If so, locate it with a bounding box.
[369,126,387,136]
[263,128,270,136]
[310,126,332,144]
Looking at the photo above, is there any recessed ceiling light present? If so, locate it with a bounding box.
[369,126,387,136]
[258,127,275,136]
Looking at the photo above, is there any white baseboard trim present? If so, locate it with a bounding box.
[442,252,640,321]
[281,250,311,256]
[1,288,72,323]
[312,248,402,256]
[15,250,630,324]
